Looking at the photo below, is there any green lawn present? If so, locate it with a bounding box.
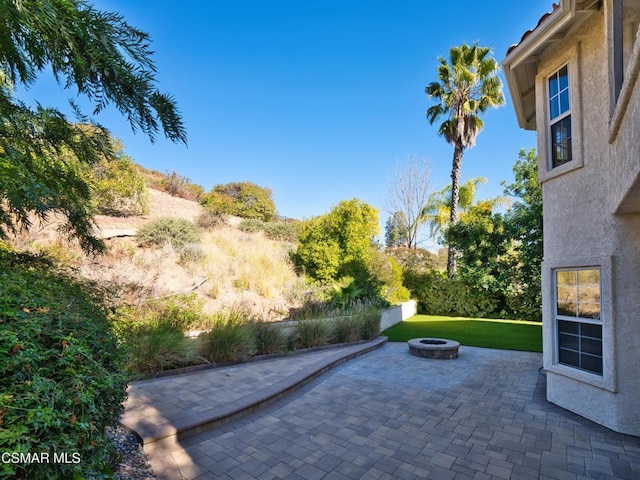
[382,315,542,352]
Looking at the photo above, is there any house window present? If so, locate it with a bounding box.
[555,269,602,375]
[612,0,640,102]
[548,66,572,168]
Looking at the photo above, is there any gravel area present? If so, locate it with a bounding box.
[106,425,157,480]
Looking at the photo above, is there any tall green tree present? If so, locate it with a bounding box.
[425,43,505,276]
[443,149,542,320]
[502,148,543,319]
[0,0,186,251]
[294,198,399,301]
[385,211,408,248]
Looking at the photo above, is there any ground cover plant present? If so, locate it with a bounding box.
[382,315,542,352]
[0,246,127,479]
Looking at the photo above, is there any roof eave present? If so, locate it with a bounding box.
[503,0,602,130]
[503,1,574,130]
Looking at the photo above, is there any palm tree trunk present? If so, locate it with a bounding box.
[447,144,464,277]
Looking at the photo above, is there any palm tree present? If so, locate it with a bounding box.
[426,43,505,276]
[422,177,510,242]
[423,177,487,242]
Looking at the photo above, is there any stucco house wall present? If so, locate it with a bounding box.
[504,0,640,436]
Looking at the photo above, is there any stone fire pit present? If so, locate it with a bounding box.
[408,338,460,359]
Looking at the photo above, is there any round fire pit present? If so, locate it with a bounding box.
[408,338,460,359]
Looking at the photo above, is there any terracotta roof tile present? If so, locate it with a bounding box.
[506,3,560,55]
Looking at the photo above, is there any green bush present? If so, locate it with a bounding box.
[288,299,340,321]
[197,311,256,363]
[137,217,200,250]
[357,306,382,340]
[91,153,149,216]
[113,295,205,374]
[294,318,332,348]
[252,321,288,355]
[262,221,300,242]
[0,247,127,479]
[404,269,499,318]
[238,218,264,233]
[201,182,276,221]
[332,316,363,343]
[239,219,300,243]
[125,322,199,374]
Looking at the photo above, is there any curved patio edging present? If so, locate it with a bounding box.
[121,336,388,453]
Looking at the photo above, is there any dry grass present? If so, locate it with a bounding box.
[8,189,311,320]
[200,227,304,318]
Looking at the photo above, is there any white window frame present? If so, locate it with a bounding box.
[536,44,584,184]
[548,65,572,168]
[542,256,616,392]
[554,268,602,375]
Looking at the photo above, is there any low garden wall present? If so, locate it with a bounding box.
[380,300,416,332]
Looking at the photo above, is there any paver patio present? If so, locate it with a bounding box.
[122,341,640,480]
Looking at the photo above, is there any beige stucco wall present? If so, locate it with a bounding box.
[536,6,640,436]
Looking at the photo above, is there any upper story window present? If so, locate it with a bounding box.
[548,65,572,168]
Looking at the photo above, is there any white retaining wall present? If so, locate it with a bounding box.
[380,300,416,332]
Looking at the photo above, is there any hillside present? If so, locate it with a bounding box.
[11,188,305,321]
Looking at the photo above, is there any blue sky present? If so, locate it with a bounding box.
[20,1,549,237]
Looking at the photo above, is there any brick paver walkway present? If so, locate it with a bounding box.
[123,342,640,480]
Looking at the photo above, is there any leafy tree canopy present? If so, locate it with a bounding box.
[295,198,379,285]
[0,0,186,251]
[385,211,408,248]
[201,181,276,222]
[296,199,409,304]
[442,149,542,320]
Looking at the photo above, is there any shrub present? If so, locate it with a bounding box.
[91,154,149,216]
[114,295,204,335]
[365,251,410,305]
[162,171,190,197]
[332,316,363,343]
[113,295,205,374]
[201,182,276,221]
[357,306,382,339]
[197,310,256,363]
[252,321,288,355]
[238,218,264,233]
[261,221,300,243]
[403,269,499,318]
[195,211,225,230]
[288,298,341,321]
[0,247,127,479]
[178,243,207,268]
[125,322,199,374]
[294,318,331,348]
[137,217,200,250]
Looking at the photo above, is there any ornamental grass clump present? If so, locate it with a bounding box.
[125,321,199,374]
[358,307,382,339]
[332,315,363,343]
[294,318,332,348]
[113,295,204,374]
[198,310,257,363]
[252,321,288,355]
